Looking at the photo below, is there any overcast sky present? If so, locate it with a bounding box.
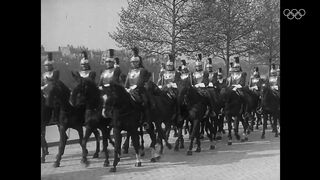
[41,0,128,51]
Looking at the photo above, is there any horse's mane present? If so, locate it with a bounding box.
[110,82,132,105]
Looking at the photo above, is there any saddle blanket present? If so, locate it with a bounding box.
[249,86,258,91]
[232,84,242,91]
[166,82,177,88]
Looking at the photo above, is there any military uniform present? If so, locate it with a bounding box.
[269,64,280,98]
[41,52,60,123]
[78,51,96,82]
[214,68,227,91]
[124,47,152,128]
[249,67,261,96]
[159,54,179,100]
[205,58,215,88]
[99,49,121,88]
[180,60,190,81]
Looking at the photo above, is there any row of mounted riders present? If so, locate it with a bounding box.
[41,71,280,172]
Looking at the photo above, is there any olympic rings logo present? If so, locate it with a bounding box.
[283,9,306,20]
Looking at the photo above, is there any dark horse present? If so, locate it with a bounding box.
[69,72,112,167]
[176,79,216,155]
[41,90,49,163]
[144,80,176,157]
[44,77,101,167]
[260,81,280,138]
[220,85,249,145]
[103,81,144,172]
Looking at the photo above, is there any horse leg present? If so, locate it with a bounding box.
[200,118,206,139]
[139,126,145,157]
[256,112,261,129]
[132,131,142,167]
[92,129,100,158]
[226,114,233,145]
[122,133,130,154]
[155,122,172,151]
[147,123,158,162]
[261,113,268,139]
[109,127,121,172]
[274,114,279,137]
[216,114,223,140]
[97,125,109,167]
[234,116,240,141]
[81,126,93,167]
[240,115,249,142]
[187,119,200,155]
[106,126,115,147]
[209,116,218,150]
[41,134,47,163]
[53,126,68,168]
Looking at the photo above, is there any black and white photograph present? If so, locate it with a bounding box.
[41,0,281,179]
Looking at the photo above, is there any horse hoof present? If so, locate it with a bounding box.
[227,141,232,146]
[167,143,172,150]
[92,153,99,159]
[187,150,192,156]
[245,137,249,141]
[216,136,222,141]
[104,161,110,167]
[81,159,90,167]
[195,147,201,152]
[135,162,142,167]
[174,146,179,151]
[261,135,265,139]
[210,145,215,150]
[150,158,156,162]
[155,156,161,161]
[109,167,116,172]
[53,162,60,168]
[235,134,240,141]
[180,144,184,149]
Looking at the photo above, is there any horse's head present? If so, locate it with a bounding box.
[144,80,162,96]
[104,82,131,108]
[70,71,100,108]
[43,79,69,108]
[220,87,239,104]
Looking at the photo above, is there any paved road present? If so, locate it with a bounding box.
[41,127,280,180]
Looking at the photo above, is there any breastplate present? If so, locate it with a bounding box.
[269,76,278,86]
[180,73,189,80]
[101,68,115,85]
[79,70,91,78]
[208,72,214,81]
[163,71,175,85]
[128,69,140,86]
[193,71,203,84]
[231,72,241,85]
[42,71,53,84]
[251,78,259,86]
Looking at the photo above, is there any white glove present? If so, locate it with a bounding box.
[232,84,242,91]
[271,86,278,90]
[208,82,213,87]
[250,86,258,91]
[130,85,137,90]
[158,85,162,89]
[103,84,110,87]
[41,84,48,90]
[99,86,103,90]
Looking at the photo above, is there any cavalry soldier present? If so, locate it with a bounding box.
[41,52,60,123]
[158,54,180,100]
[215,68,227,91]
[227,57,248,113]
[180,59,190,81]
[249,67,261,96]
[191,53,215,116]
[157,63,166,86]
[124,47,153,128]
[269,63,280,98]
[98,49,122,89]
[205,58,215,88]
[41,52,60,90]
[78,51,96,82]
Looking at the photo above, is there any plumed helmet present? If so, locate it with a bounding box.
[166,54,174,66]
[130,47,140,62]
[197,53,202,61]
[44,52,54,66]
[218,68,223,76]
[80,51,89,65]
[233,57,241,72]
[104,49,115,62]
[206,58,213,68]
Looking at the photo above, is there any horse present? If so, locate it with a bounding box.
[220,85,249,145]
[144,80,178,156]
[260,81,280,138]
[44,77,101,167]
[176,79,216,155]
[41,90,49,163]
[103,81,145,172]
[69,72,112,168]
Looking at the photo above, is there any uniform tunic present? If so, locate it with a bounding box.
[269,75,279,91]
[249,76,260,91]
[161,70,179,88]
[79,70,96,82]
[99,67,121,87]
[41,70,60,89]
